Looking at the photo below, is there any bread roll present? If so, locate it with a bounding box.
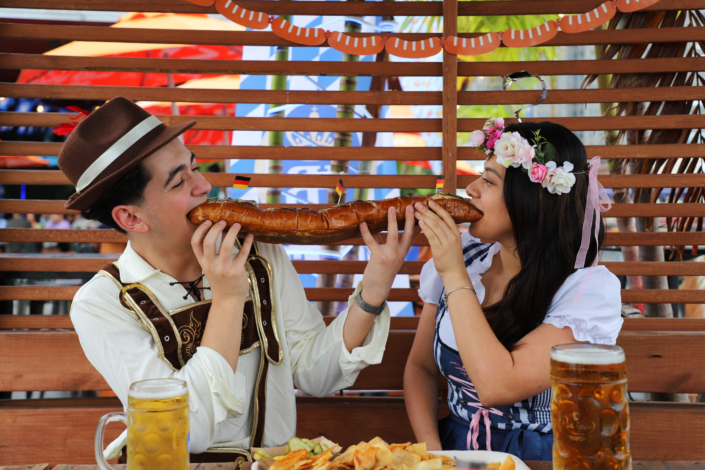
[188,192,483,245]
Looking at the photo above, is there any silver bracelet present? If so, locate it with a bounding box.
[442,286,475,305]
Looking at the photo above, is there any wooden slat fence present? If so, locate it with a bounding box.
[1,0,705,464]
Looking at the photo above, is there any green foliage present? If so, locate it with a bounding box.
[401,0,563,146]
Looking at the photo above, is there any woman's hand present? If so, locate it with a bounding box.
[191,220,254,302]
[358,205,420,306]
[414,201,466,279]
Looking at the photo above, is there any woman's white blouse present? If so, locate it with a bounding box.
[419,232,623,349]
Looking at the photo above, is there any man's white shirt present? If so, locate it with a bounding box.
[71,241,390,455]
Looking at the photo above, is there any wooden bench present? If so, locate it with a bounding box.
[1,315,704,465]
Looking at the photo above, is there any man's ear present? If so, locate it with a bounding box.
[112,205,148,234]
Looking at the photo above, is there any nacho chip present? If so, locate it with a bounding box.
[372,446,394,470]
[334,445,359,467]
[388,443,411,452]
[354,445,379,470]
[368,437,390,449]
[388,448,422,470]
[271,449,310,470]
[486,464,501,470]
[499,456,515,470]
[405,444,429,461]
[410,458,442,470]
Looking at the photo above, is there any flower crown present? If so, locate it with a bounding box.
[469,117,576,195]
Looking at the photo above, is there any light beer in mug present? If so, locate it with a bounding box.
[96,378,190,470]
[550,344,631,470]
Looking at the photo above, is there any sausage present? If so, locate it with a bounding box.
[502,21,558,48]
[444,33,500,56]
[215,0,270,30]
[616,0,661,13]
[559,3,615,34]
[188,193,484,245]
[385,37,443,59]
[327,32,385,56]
[271,17,327,46]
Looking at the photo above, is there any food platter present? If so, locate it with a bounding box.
[430,451,529,470]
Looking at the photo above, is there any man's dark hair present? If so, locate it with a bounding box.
[81,163,152,234]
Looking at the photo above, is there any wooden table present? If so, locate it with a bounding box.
[3,462,702,470]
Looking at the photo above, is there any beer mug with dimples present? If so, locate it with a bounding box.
[95,378,190,470]
[550,344,631,470]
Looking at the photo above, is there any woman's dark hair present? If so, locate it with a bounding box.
[484,121,604,351]
[81,163,152,234]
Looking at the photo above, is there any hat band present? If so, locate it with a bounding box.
[75,115,163,193]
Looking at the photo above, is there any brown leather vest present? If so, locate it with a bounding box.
[100,240,282,465]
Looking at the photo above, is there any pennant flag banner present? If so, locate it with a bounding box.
[185,0,657,58]
[232,175,251,190]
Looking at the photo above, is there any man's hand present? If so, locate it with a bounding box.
[359,205,420,306]
[191,220,254,302]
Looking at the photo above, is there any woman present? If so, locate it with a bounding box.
[403,120,622,461]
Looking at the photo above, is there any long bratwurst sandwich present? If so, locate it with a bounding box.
[188,193,483,245]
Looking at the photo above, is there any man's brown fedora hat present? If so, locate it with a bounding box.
[58,96,196,211]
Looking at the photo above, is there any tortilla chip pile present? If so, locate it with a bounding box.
[270,438,454,470]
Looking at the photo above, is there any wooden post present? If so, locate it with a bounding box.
[442,0,458,195]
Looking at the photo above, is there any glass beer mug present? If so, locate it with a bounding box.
[550,344,631,470]
[95,378,190,470]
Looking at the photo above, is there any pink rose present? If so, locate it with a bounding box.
[529,162,547,183]
[515,142,536,169]
[469,130,485,147]
[486,130,501,150]
[494,117,504,130]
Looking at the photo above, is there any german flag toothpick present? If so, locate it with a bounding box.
[436,175,445,193]
[335,178,344,205]
[232,175,251,190]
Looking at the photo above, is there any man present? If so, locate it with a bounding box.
[59,97,418,461]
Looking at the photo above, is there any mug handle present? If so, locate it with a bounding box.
[95,412,127,470]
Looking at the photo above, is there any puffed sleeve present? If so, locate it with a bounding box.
[543,266,623,345]
[269,244,390,396]
[418,258,443,304]
[70,277,248,457]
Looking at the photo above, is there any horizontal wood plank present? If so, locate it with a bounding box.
[3,141,703,161]
[1,398,702,465]
[4,255,705,276]
[2,315,703,333]
[0,112,440,133]
[2,170,703,190]
[1,229,704,247]
[3,84,704,107]
[2,0,692,15]
[2,112,704,133]
[3,200,704,219]
[0,286,421,301]
[4,53,705,78]
[2,330,704,393]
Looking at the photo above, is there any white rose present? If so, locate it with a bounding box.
[542,161,576,195]
[494,132,517,156]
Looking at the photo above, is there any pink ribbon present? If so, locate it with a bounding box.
[449,375,503,451]
[573,156,611,299]
[575,156,611,269]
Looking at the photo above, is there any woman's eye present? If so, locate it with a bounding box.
[482,177,492,185]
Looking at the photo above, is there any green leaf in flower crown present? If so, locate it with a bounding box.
[542,142,557,162]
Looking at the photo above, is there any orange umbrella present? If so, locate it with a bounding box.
[18,13,244,87]
[138,75,240,149]
[0,155,50,169]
